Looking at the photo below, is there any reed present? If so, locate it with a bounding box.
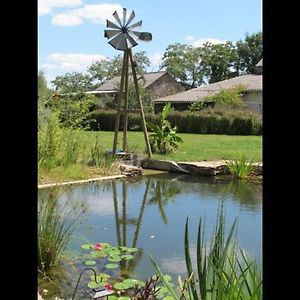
[226,154,256,179]
[38,189,82,274]
[150,204,262,299]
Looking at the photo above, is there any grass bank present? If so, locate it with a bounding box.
[38,130,262,184]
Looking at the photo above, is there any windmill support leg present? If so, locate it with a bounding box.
[122,52,129,152]
[113,52,127,156]
[128,49,152,159]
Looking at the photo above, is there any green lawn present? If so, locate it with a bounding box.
[38,130,262,185]
[79,131,262,162]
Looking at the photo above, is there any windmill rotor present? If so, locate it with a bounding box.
[104,8,152,51]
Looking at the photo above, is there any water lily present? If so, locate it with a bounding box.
[104,284,113,291]
[95,242,102,250]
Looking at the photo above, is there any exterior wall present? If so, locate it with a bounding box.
[147,73,185,100]
[242,91,262,114]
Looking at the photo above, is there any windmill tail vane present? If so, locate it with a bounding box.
[104,8,152,51]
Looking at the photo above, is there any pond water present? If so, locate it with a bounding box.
[38,173,262,299]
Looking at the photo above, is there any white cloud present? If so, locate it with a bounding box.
[40,52,108,86]
[149,53,163,71]
[38,0,83,16]
[184,36,228,47]
[52,13,82,25]
[51,4,123,26]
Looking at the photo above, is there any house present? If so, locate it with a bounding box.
[92,71,185,106]
[153,60,263,114]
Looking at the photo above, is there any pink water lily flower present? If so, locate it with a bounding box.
[104,284,113,291]
[95,242,102,250]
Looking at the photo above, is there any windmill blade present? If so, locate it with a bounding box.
[112,10,122,27]
[108,33,123,50]
[104,29,121,39]
[127,20,142,30]
[139,32,152,41]
[106,19,121,30]
[122,8,127,26]
[108,33,129,51]
[115,34,128,51]
[125,33,138,48]
[128,30,142,39]
[124,10,135,27]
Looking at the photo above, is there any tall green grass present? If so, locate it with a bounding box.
[38,189,83,274]
[226,155,256,179]
[150,205,262,299]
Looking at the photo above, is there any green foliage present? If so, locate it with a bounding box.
[201,41,238,83]
[88,51,150,88]
[147,103,184,154]
[226,155,256,179]
[160,31,262,87]
[51,72,93,93]
[59,129,80,166]
[160,43,205,88]
[38,110,62,169]
[47,92,98,129]
[89,135,103,167]
[38,191,82,273]
[202,85,246,108]
[235,32,263,75]
[86,109,262,135]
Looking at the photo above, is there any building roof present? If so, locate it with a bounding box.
[153,74,262,103]
[95,71,168,92]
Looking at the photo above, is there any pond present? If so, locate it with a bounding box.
[38,173,262,299]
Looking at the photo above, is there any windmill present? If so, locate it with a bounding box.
[104,8,152,158]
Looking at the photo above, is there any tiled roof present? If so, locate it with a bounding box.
[153,74,262,103]
[95,71,168,91]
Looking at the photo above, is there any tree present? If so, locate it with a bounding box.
[87,51,150,88]
[201,41,238,84]
[51,72,93,93]
[235,31,262,74]
[160,43,205,88]
[38,71,52,102]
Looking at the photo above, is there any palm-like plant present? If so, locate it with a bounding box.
[147,103,183,154]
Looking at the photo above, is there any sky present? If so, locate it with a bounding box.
[38,0,262,88]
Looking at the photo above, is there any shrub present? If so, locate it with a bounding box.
[226,155,256,179]
[86,109,262,135]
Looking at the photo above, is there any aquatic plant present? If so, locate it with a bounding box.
[38,191,83,274]
[150,205,262,299]
[226,154,256,179]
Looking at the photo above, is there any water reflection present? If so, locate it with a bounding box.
[38,174,262,298]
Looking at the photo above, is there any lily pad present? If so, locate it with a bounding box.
[122,279,139,288]
[119,246,128,251]
[108,296,119,300]
[114,282,129,290]
[81,244,93,250]
[88,281,104,289]
[163,274,172,282]
[105,263,119,269]
[126,247,138,253]
[119,297,131,300]
[90,273,110,282]
[121,254,134,260]
[90,250,107,258]
[84,260,97,266]
[108,256,121,262]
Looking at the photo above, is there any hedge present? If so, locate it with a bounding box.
[86,109,262,135]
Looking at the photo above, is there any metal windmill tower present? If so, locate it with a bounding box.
[104,8,152,158]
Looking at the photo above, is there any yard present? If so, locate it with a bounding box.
[38,130,262,184]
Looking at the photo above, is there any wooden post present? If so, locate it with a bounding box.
[112,52,127,156]
[122,52,129,152]
[128,49,152,159]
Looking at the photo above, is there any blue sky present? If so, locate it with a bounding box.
[38,0,262,87]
